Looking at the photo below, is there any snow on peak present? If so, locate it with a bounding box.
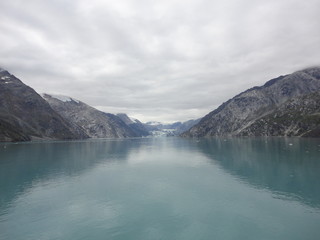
[52,95,72,102]
[129,116,138,123]
[147,121,162,126]
[44,94,80,103]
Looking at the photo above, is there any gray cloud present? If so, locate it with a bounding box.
[1,0,320,122]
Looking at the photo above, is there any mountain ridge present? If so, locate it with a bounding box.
[0,69,88,141]
[182,67,320,137]
[42,94,139,139]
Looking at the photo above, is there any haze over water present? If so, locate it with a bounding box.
[0,137,320,240]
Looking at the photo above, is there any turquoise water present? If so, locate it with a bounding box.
[0,137,320,240]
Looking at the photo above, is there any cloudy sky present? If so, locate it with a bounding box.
[1,0,320,123]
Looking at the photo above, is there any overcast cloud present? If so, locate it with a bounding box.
[1,0,320,122]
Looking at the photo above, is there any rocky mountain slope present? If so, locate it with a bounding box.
[43,94,138,138]
[182,67,320,137]
[239,92,320,137]
[116,113,150,137]
[0,68,88,142]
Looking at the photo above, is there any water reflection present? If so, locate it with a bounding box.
[193,137,320,208]
[0,139,145,208]
[0,137,320,240]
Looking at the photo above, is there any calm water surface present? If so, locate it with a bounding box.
[0,137,320,240]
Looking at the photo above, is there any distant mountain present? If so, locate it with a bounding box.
[116,113,150,137]
[43,94,138,138]
[144,118,201,136]
[175,119,202,134]
[144,122,163,131]
[0,68,88,142]
[182,67,320,137]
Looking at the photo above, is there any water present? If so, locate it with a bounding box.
[0,137,320,240]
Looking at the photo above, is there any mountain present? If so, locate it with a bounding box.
[43,94,138,138]
[182,67,320,137]
[175,119,202,134]
[144,121,163,132]
[144,121,177,136]
[116,113,150,137]
[239,92,320,137]
[144,118,201,136]
[0,68,88,142]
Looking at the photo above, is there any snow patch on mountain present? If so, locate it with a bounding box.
[1,76,12,84]
[146,121,162,126]
[129,117,139,123]
[43,94,80,103]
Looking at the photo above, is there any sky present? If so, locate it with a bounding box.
[1,0,320,123]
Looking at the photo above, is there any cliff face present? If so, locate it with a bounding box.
[43,94,138,138]
[0,69,88,142]
[183,67,320,137]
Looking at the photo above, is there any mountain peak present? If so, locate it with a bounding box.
[0,67,10,75]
